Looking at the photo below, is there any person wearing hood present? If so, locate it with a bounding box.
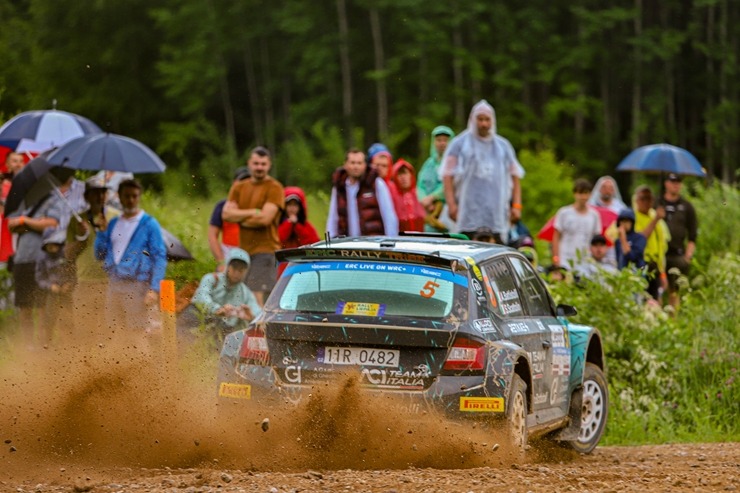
[417,126,454,232]
[370,150,393,183]
[186,248,262,344]
[278,186,320,248]
[614,208,646,270]
[440,100,524,242]
[588,176,627,214]
[389,159,426,233]
[35,227,76,343]
[327,148,398,238]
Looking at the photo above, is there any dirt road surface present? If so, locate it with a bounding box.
[1,332,737,492]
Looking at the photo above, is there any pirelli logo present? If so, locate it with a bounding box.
[459,396,505,412]
[219,383,252,399]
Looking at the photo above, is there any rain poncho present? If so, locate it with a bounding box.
[588,176,627,214]
[389,159,426,232]
[440,100,524,238]
[417,126,455,203]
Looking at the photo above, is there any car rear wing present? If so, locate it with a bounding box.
[276,247,463,271]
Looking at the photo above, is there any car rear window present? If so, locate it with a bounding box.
[273,261,468,318]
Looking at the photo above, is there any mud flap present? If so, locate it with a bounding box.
[554,384,583,441]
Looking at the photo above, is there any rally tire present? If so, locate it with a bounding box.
[569,362,608,454]
[506,373,528,451]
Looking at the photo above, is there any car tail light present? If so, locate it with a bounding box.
[239,327,269,364]
[443,337,486,371]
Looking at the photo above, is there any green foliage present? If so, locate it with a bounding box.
[519,147,575,234]
[141,186,216,288]
[689,182,740,269]
[549,253,739,444]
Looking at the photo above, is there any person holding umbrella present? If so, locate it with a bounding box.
[633,185,670,301]
[656,173,697,310]
[94,179,167,332]
[66,175,120,336]
[7,185,67,346]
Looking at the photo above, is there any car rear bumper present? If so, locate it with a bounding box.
[217,361,508,420]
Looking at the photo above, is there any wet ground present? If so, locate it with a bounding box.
[0,329,737,492]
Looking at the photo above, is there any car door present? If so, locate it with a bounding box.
[480,258,549,408]
[508,255,571,419]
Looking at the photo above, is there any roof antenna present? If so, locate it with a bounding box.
[52,99,57,110]
[324,231,331,247]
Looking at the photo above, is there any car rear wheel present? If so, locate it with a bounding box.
[570,362,608,453]
[506,373,528,451]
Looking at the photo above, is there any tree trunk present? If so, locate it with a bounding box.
[631,0,643,148]
[205,0,235,146]
[336,0,353,147]
[452,28,465,127]
[369,7,388,142]
[243,42,264,146]
[719,0,732,183]
[260,37,276,153]
[660,6,676,142]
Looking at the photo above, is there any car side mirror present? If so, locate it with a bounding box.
[556,304,577,317]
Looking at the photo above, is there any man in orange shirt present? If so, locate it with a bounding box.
[223,147,285,305]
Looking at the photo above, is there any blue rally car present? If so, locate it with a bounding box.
[216,236,608,453]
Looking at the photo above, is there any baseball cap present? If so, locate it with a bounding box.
[84,175,109,190]
[285,193,301,204]
[233,166,251,181]
[666,173,682,182]
[590,234,608,246]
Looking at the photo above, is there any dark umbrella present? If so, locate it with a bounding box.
[161,228,194,262]
[616,143,706,177]
[47,133,165,173]
[0,110,102,151]
[4,154,77,217]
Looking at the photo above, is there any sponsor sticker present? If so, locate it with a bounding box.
[548,325,568,347]
[218,383,251,399]
[552,347,571,376]
[336,301,386,316]
[508,322,529,334]
[465,256,483,280]
[473,318,496,333]
[459,396,505,412]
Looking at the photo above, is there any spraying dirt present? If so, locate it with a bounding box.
[0,327,737,492]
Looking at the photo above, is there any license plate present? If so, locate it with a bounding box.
[319,347,400,367]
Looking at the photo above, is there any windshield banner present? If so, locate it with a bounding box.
[282,261,469,287]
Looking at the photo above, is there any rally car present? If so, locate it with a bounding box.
[216,235,608,452]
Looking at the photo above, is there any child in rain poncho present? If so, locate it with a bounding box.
[389,159,426,233]
[417,126,455,232]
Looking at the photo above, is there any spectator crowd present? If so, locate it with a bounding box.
[0,100,698,348]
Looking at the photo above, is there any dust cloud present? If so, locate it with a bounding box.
[0,320,549,483]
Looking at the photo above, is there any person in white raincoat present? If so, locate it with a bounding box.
[440,100,524,243]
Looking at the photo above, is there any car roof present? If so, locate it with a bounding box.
[296,235,514,263]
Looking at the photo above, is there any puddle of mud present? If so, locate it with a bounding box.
[0,324,575,482]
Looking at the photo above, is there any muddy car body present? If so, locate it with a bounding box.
[217,236,608,452]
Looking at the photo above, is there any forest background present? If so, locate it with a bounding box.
[1,0,738,192]
[0,0,738,446]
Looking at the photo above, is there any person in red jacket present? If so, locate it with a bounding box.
[389,159,426,233]
[278,186,320,249]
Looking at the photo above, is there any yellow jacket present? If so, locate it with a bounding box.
[634,208,671,272]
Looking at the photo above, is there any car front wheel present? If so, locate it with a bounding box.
[570,362,608,453]
[506,373,528,451]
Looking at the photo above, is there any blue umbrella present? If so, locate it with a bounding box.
[0,110,102,151]
[616,143,705,177]
[47,133,166,173]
